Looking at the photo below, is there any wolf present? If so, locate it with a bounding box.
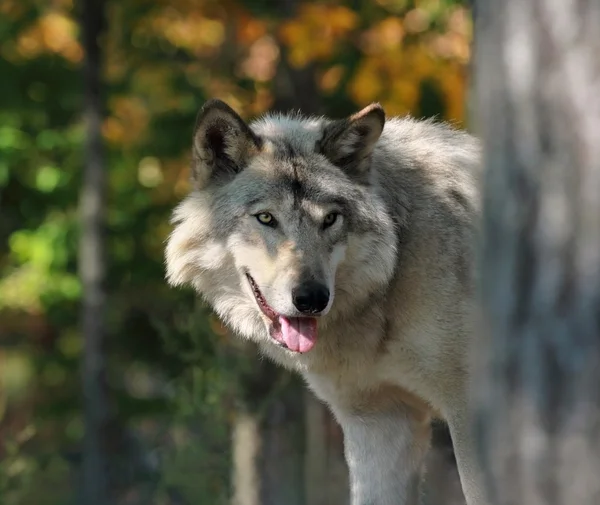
[165,99,486,505]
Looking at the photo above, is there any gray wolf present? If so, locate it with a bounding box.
[164,99,486,505]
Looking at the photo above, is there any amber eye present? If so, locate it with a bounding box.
[323,212,339,229]
[256,212,275,226]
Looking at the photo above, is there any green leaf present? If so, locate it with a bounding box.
[35,165,62,192]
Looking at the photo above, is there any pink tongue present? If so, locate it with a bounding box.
[278,316,318,353]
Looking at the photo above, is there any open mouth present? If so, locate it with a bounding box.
[245,273,318,354]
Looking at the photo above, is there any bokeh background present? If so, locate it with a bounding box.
[0,0,471,504]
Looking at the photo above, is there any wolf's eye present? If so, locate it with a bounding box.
[256,212,276,226]
[322,212,339,229]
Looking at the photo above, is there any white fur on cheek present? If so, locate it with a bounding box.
[165,195,226,288]
[324,243,347,311]
[197,241,228,270]
[228,237,276,281]
[330,243,347,272]
[164,195,272,346]
[228,237,298,316]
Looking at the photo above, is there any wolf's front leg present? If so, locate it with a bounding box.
[337,405,432,505]
[447,411,489,505]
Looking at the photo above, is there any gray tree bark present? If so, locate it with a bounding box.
[79,0,109,503]
[473,1,600,505]
[232,406,262,505]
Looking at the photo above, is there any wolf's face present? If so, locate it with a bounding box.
[166,100,398,354]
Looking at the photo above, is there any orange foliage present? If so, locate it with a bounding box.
[279,4,358,68]
[236,13,268,45]
[319,65,346,94]
[5,0,472,141]
[103,96,150,147]
[0,0,26,21]
[239,36,280,82]
[13,12,82,63]
[438,64,468,123]
[350,4,470,123]
[150,12,225,56]
[360,17,405,54]
[276,2,471,123]
[404,8,430,34]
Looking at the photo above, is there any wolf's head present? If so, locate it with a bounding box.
[165,100,398,355]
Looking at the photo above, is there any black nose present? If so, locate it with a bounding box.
[292,281,330,314]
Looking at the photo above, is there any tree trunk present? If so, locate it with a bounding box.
[261,382,305,505]
[304,391,349,505]
[79,0,109,503]
[232,408,262,505]
[473,1,600,504]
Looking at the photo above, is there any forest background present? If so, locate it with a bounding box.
[0,0,471,503]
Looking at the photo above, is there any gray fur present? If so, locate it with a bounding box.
[165,100,488,505]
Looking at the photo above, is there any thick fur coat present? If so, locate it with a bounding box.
[165,100,486,505]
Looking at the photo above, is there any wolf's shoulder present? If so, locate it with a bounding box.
[372,116,482,232]
[379,116,480,166]
[373,116,482,195]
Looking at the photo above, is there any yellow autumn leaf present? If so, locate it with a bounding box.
[380,98,412,117]
[437,66,467,123]
[328,6,359,33]
[404,8,430,34]
[391,79,419,111]
[319,65,345,94]
[405,45,435,79]
[288,44,313,70]
[103,96,150,147]
[279,4,358,68]
[279,21,303,47]
[40,12,83,62]
[374,17,404,52]
[0,0,26,21]
[348,59,383,105]
[237,14,267,45]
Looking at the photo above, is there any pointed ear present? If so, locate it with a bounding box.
[191,99,262,189]
[317,103,385,178]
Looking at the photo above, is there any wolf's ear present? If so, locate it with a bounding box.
[191,99,262,189]
[317,103,385,178]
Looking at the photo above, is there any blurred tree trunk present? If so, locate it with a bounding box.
[303,393,328,505]
[261,380,306,505]
[304,391,349,505]
[232,406,262,505]
[229,351,305,505]
[270,0,322,115]
[473,1,600,504]
[79,0,109,504]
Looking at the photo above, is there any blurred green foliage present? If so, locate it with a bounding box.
[0,0,470,503]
